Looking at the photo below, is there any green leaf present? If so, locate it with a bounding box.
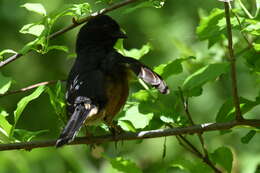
[0,72,12,95]
[160,115,175,124]
[0,49,17,60]
[13,86,45,126]
[149,0,165,8]
[21,3,46,16]
[171,159,212,173]
[196,8,225,47]
[210,147,233,173]
[115,41,151,60]
[183,62,229,91]
[14,129,48,142]
[241,130,257,144]
[46,82,66,121]
[0,128,11,143]
[253,43,260,52]
[106,156,142,173]
[216,97,260,123]
[154,57,195,79]
[119,105,153,129]
[244,48,260,72]
[132,90,152,102]
[19,23,45,37]
[47,45,69,53]
[64,3,92,18]
[256,0,260,17]
[244,19,260,36]
[0,109,12,135]
[19,39,39,54]
[118,120,136,132]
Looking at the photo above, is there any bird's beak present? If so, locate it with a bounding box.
[111,30,127,39]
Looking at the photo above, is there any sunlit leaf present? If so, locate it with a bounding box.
[210,147,233,173]
[0,49,17,61]
[13,86,46,126]
[171,159,212,173]
[115,41,151,60]
[253,43,260,52]
[216,97,260,123]
[160,115,175,124]
[21,3,46,16]
[0,109,12,137]
[196,8,225,47]
[20,23,45,37]
[0,128,11,143]
[119,105,153,129]
[14,129,48,142]
[132,90,152,102]
[47,45,69,53]
[19,39,39,54]
[106,156,142,173]
[64,3,92,18]
[118,120,136,132]
[154,57,195,79]
[46,82,66,122]
[150,0,165,8]
[0,72,12,95]
[244,19,260,36]
[183,63,229,91]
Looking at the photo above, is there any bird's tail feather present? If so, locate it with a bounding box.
[56,103,96,147]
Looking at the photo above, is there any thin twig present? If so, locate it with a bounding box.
[178,135,221,173]
[224,2,243,121]
[1,119,259,151]
[231,9,253,48]
[237,0,254,19]
[178,88,208,155]
[178,87,194,125]
[0,0,140,68]
[176,135,202,158]
[178,87,219,171]
[0,80,65,97]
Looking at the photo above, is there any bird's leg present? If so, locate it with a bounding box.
[83,125,93,138]
[106,120,124,135]
[105,120,124,150]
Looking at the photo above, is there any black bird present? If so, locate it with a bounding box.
[56,15,169,147]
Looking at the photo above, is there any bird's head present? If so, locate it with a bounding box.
[76,15,127,52]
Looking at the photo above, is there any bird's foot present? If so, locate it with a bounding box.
[108,121,124,136]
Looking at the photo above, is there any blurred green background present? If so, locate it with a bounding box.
[0,0,260,172]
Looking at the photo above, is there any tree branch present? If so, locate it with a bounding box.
[0,80,65,97]
[224,2,243,121]
[0,53,23,68]
[0,119,260,151]
[0,0,140,69]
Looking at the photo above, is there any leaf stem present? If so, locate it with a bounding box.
[237,0,254,19]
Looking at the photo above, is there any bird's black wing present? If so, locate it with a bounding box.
[118,55,169,94]
[56,70,107,147]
